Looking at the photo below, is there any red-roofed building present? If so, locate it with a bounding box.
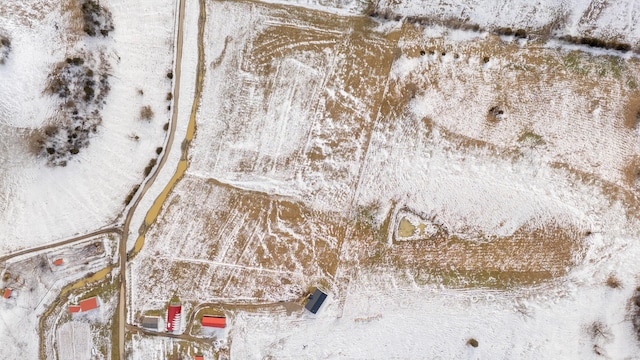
[201,316,225,328]
[53,259,64,266]
[166,303,182,332]
[68,305,82,313]
[194,356,204,360]
[3,288,11,299]
[79,297,99,312]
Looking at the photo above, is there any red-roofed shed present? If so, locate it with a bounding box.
[3,288,11,299]
[79,297,99,312]
[53,259,64,266]
[68,305,82,313]
[166,304,182,332]
[201,316,226,328]
[194,356,204,360]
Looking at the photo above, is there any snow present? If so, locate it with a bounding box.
[3,0,640,359]
[0,0,174,255]
[375,0,640,47]
[255,0,368,16]
[231,269,640,359]
[57,321,92,360]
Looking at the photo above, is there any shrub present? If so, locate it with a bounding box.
[0,35,11,64]
[80,0,114,37]
[155,147,163,155]
[140,105,154,120]
[588,321,611,341]
[514,29,527,39]
[606,275,621,289]
[124,184,140,205]
[66,57,84,65]
[497,27,513,36]
[143,158,157,176]
[163,122,169,131]
[166,92,173,101]
[166,72,173,79]
[466,338,479,347]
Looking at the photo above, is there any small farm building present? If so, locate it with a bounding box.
[80,297,99,312]
[305,288,327,314]
[142,316,160,331]
[3,288,11,299]
[201,316,226,328]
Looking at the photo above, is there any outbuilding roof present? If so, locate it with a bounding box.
[3,288,11,299]
[79,297,99,312]
[68,305,82,313]
[142,316,160,330]
[305,288,327,314]
[201,316,226,328]
[53,258,64,266]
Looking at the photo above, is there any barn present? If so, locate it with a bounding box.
[166,303,182,332]
[141,316,160,331]
[201,316,226,328]
[305,288,327,314]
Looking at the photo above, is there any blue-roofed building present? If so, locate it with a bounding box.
[305,288,327,314]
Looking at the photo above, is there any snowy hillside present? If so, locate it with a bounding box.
[0,0,174,254]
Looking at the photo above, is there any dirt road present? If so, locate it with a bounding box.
[117,0,188,357]
[0,227,121,263]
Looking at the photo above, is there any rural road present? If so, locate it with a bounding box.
[117,0,188,357]
[0,227,121,263]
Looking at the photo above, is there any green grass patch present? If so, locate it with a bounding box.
[518,130,545,146]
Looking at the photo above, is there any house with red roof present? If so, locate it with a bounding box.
[3,288,11,299]
[53,258,64,266]
[68,296,99,313]
[80,296,99,312]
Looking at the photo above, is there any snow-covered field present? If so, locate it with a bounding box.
[375,0,640,47]
[4,0,640,358]
[0,0,174,255]
[125,0,640,358]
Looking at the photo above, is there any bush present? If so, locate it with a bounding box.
[514,29,527,39]
[143,158,157,176]
[166,72,173,79]
[0,35,10,64]
[166,92,173,101]
[124,184,140,205]
[466,338,479,347]
[38,53,111,166]
[80,0,114,37]
[155,147,163,155]
[606,275,621,289]
[497,27,513,36]
[140,105,154,120]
